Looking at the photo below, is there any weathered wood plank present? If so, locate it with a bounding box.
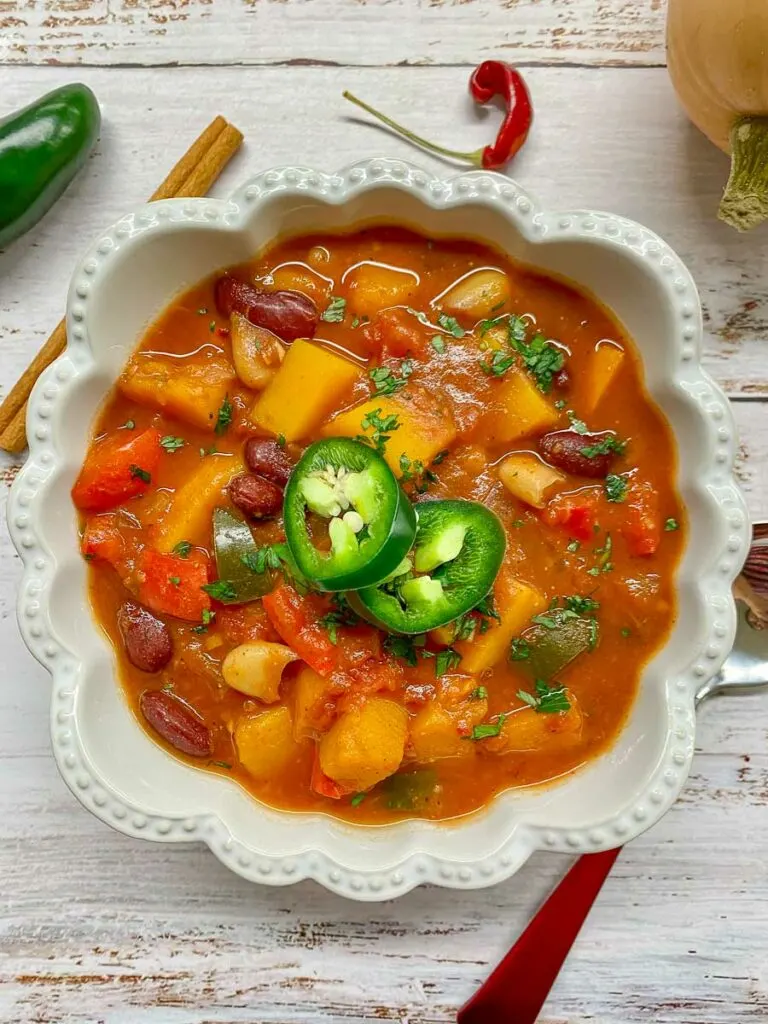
[1,65,767,397]
[0,0,667,68]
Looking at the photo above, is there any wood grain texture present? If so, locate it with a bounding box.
[1,52,768,1024]
[0,0,667,68]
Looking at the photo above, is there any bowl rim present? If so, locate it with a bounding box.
[7,158,750,901]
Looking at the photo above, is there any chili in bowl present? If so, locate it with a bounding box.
[8,160,747,898]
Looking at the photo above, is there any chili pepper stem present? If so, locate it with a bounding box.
[342,91,484,167]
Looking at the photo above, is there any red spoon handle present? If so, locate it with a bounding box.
[457,847,622,1024]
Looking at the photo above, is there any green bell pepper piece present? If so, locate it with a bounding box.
[381,769,438,811]
[349,499,506,634]
[211,507,276,604]
[512,609,598,679]
[0,84,101,250]
[283,437,417,592]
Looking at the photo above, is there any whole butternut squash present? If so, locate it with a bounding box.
[667,0,768,231]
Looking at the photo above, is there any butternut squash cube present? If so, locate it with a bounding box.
[293,665,335,739]
[318,698,408,792]
[153,454,243,551]
[235,706,300,781]
[498,452,566,509]
[582,342,625,413]
[323,388,457,474]
[120,354,235,432]
[481,367,560,444]
[455,572,546,674]
[251,339,361,442]
[345,263,419,319]
[436,269,512,321]
[409,703,474,762]
[484,694,584,754]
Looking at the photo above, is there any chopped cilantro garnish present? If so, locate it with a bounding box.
[437,313,465,338]
[518,681,571,714]
[160,435,185,453]
[215,395,233,435]
[276,433,287,448]
[470,714,506,740]
[321,296,346,322]
[202,579,237,602]
[173,540,192,558]
[369,359,414,397]
[510,638,531,661]
[168,575,181,586]
[384,634,426,667]
[605,474,628,503]
[471,685,488,700]
[241,546,283,574]
[430,335,446,354]
[563,595,600,614]
[421,647,462,677]
[357,408,400,454]
[121,419,136,430]
[581,435,627,458]
[665,518,680,531]
[567,411,589,434]
[191,609,215,634]
[621,627,632,638]
[350,792,366,807]
[567,540,580,553]
[129,464,151,484]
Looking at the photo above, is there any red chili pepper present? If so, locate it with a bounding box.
[343,61,532,171]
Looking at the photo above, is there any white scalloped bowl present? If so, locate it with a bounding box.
[8,160,749,900]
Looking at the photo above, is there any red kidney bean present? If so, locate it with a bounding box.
[118,602,173,673]
[539,430,618,479]
[229,472,283,519]
[243,438,293,487]
[140,689,212,757]
[214,277,318,342]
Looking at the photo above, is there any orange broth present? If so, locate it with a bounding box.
[76,226,684,823]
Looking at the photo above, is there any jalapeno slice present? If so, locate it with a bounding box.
[348,499,506,634]
[283,437,417,592]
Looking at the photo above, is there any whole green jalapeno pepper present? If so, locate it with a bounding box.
[0,83,101,249]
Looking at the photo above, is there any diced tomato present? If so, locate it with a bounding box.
[310,747,355,800]
[262,583,338,676]
[218,603,281,646]
[347,657,403,695]
[622,480,661,557]
[81,514,124,567]
[137,549,211,621]
[361,308,430,360]
[544,488,601,541]
[337,625,381,669]
[72,427,162,513]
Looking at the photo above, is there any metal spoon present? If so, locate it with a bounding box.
[458,522,768,1024]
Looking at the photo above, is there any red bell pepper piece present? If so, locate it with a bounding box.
[137,549,211,622]
[72,427,162,513]
[262,583,338,677]
[361,308,430,360]
[544,489,601,541]
[81,513,124,566]
[622,481,661,557]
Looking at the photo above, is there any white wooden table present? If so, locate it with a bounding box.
[2,4,768,1022]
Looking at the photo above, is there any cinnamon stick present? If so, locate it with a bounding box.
[0,117,243,455]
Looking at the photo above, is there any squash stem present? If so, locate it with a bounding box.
[719,117,768,232]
